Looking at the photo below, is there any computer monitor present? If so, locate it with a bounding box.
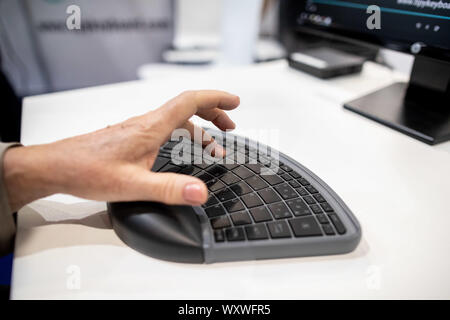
[282,0,450,145]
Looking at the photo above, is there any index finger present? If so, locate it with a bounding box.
[153,90,240,133]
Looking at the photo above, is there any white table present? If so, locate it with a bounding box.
[12,60,450,299]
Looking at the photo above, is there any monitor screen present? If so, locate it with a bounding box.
[293,0,450,59]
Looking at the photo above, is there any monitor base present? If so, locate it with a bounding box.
[344,82,450,145]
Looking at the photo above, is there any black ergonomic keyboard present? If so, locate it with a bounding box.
[108,130,361,263]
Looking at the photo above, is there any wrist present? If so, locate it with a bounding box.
[3,145,60,211]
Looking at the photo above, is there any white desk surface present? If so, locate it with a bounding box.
[13,60,450,299]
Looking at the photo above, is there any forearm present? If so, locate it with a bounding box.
[3,144,61,212]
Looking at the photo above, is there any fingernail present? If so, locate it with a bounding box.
[183,183,205,204]
[214,144,226,158]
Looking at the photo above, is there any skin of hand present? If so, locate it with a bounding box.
[3,90,240,212]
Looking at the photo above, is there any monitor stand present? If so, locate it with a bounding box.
[344,55,450,145]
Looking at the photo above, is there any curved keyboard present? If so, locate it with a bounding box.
[108,130,361,263]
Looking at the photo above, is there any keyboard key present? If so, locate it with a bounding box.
[210,216,231,229]
[328,214,346,234]
[220,172,240,185]
[298,178,310,186]
[261,172,283,185]
[286,199,312,216]
[206,165,228,177]
[214,229,225,242]
[206,178,226,192]
[289,180,301,188]
[195,172,214,183]
[245,224,269,240]
[244,163,263,174]
[179,165,201,176]
[241,193,264,208]
[215,188,236,202]
[222,163,239,170]
[194,162,212,170]
[151,157,170,172]
[280,173,293,181]
[245,176,268,190]
[321,202,334,212]
[203,194,218,207]
[313,194,326,203]
[232,166,253,179]
[205,204,226,218]
[290,171,302,179]
[296,187,309,197]
[250,207,272,222]
[230,181,252,195]
[225,227,246,241]
[310,204,323,214]
[305,185,318,194]
[322,223,336,236]
[289,217,322,237]
[160,163,181,173]
[230,211,252,225]
[267,221,292,238]
[280,164,292,172]
[303,195,316,205]
[258,188,282,204]
[274,183,298,200]
[316,214,329,224]
[223,198,245,213]
[268,202,292,219]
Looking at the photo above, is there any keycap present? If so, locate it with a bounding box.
[179,165,201,176]
[203,194,218,207]
[206,165,228,177]
[328,213,346,234]
[230,181,252,195]
[225,227,246,241]
[215,188,236,202]
[245,224,269,240]
[313,194,326,203]
[316,214,329,224]
[305,185,318,194]
[298,178,310,186]
[303,195,316,205]
[194,162,212,170]
[207,178,226,192]
[290,171,302,179]
[151,157,170,172]
[244,163,263,174]
[210,216,231,229]
[214,229,225,242]
[245,176,268,190]
[222,163,239,170]
[160,163,181,173]
[310,204,323,214]
[289,217,322,237]
[321,202,334,212]
[205,204,226,218]
[280,173,293,181]
[220,172,240,185]
[289,180,301,188]
[232,166,253,179]
[268,202,292,219]
[274,183,298,200]
[261,172,283,185]
[241,193,264,208]
[223,198,245,213]
[267,221,292,238]
[280,164,292,172]
[249,207,272,222]
[258,188,282,204]
[230,211,253,225]
[286,198,312,216]
[322,223,336,235]
[195,172,214,182]
[296,187,309,197]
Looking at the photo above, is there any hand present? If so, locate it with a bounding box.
[3,90,240,212]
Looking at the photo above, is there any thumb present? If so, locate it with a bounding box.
[132,170,208,206]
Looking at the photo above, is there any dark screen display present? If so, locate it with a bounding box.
[295,0,450,56]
